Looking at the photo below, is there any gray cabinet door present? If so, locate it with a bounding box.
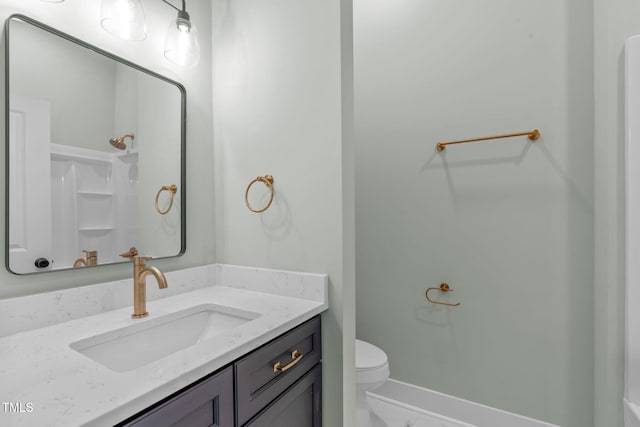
[120,366,234,427]
[244,364,322,427]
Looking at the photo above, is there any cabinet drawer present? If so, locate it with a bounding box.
[235,316,321,426]
[119,366,234,427]
[245,364,322,427]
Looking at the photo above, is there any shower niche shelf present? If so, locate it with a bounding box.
[77,194,114,230]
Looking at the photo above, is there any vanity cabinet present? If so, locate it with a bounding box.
[119,366,234,427]
[117,316,322,427]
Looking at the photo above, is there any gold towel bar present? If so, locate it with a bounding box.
[436,129,540,152]
[245,175,275,213]
[155,185,177,215]
[425,283,460,307]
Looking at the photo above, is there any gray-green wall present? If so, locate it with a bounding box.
[211,1,354,425]
[355,1,595,426]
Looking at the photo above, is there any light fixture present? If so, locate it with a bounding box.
[100,0,147,41]
[162,0,200,68]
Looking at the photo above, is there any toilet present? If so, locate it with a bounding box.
[356,339,390,427]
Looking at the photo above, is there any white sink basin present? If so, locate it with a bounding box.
[70,304,260,372]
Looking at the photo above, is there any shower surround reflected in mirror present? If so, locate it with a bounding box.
[5,15,186,274]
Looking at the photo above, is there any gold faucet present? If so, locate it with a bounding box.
[73,250,98,268]
[120,248,168,318]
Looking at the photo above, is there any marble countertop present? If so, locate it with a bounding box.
[0,265,328,427]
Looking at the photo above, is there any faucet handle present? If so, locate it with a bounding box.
[119,247,139,259]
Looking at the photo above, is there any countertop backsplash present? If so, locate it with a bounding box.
[0,264,327,337]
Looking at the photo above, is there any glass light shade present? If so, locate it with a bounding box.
[100,0,147,41]
[164,15,200,68]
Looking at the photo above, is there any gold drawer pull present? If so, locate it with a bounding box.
[273,350,303,373]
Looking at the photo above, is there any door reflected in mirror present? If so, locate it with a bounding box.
[6,15,186,274]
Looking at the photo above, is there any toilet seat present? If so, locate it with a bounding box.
[356,339,387,370]
[356,339,390,384]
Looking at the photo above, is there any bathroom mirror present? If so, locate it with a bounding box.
[5,15,186,274]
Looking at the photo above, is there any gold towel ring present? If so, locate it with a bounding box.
[245,175,274,213]
[425,283,460,307]
[155,185,177,215]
